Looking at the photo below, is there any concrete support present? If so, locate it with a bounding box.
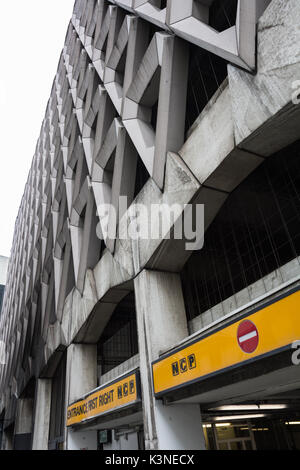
[65,344,98,450]
[153,35,189,189]
[134,270,206,450]
[14,398,33,450]
[32,379,52,450]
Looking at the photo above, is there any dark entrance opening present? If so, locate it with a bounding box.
[97,292,138,380]
[48,353,67,450]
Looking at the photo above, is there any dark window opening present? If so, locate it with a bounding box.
[151,99,159,134]
[106,151,116,175]
[185,45,228,133]
[209,0,238,32]
[77,197,103,270]
[31,295,42,358]
[147,22,161,48]
[116,46,127,77]
[3,423,14,450]
[114,47,127,92]
[87,198,104,270]
[90,107,99,138]
[95,33,108,61]
[0,411,4,450]
[0,285,5,314]
[181,139,300,321]
[74,148,89,202]
[134,157,150,198]
[20,378,36,399]
[140,66,161,137]
[49,353,67,450]
[102,36,108,59]
[65,249,75,299]
[97,292,138,379]
[49,276,57,325]
[79,204,87,226]
[159,0,167,9]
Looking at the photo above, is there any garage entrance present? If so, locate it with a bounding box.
[202,405,300,450]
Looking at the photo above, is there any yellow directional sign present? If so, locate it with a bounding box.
[152,288,300,397]
[67,370,140,427]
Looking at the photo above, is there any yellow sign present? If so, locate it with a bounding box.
[67,371,140,427]
[152,288,300,396]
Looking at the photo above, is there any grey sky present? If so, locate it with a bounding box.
[0,0,75,257]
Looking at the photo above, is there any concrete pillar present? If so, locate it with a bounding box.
[14,398,33,450]
[32,379,52,450]
[65,344,98,450]
[153,36,189,189]
[134,270,206,450]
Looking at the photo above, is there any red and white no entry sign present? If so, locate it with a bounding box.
[237,320,259,353]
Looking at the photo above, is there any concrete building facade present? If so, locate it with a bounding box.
[1,0,300,450]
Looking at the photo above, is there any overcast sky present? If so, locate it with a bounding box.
[0,0,75,257]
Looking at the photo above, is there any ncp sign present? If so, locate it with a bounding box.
[152,288,300,398]
[67,370,141,427]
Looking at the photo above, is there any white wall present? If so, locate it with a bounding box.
[155,403,206,450]
[67,429,97,450]
[104,432,139,451]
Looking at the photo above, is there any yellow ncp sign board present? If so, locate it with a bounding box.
[152,288,300,397]
[67,370,140,427]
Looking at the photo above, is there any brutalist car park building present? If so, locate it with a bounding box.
[1,0,300,451]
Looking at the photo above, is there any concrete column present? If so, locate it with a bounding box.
[14,398,33,450]
[153,35,189,189]
[32,379,52,450]
[65,344,98,450]
[134,270,206,450]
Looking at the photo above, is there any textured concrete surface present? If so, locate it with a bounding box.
[229,0,300,154]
